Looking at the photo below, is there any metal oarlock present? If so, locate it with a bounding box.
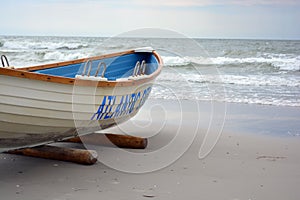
[82,60,107,78]
[95,62,107,77]
[82,60,92,76]
[133,60,146,76]
[1,55,9,67]
[133,61,141,76]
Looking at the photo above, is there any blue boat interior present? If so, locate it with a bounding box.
[33,52,159,81]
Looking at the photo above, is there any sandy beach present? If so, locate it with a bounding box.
[1,0,299,198]
[0,99,300,200]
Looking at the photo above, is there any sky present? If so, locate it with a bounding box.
[0,0,300,39]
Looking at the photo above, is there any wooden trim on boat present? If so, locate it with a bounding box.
[0,50,163,88]
[18,50,135,72]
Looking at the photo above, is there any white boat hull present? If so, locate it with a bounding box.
[0,75,153,152]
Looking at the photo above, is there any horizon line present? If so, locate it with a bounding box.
[0,33,299,41]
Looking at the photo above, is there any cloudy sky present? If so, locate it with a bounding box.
[1,0,299,39]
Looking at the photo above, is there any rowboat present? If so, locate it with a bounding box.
[0,47,163,152]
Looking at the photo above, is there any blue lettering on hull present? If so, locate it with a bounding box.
[91,86,152,120]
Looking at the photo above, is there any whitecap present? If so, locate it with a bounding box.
[44,51,88,61]
[161,56,190,66]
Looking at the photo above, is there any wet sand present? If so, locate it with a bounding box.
[0,100,300,200]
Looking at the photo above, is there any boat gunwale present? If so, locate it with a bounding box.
[0,49,163,87]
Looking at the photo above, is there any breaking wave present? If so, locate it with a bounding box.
[162,54,300,71]
[1,35,299,107]
[2,40,88,51]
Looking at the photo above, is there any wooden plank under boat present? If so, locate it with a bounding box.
[0,47,163,152]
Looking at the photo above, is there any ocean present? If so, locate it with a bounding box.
[0,35,299,107]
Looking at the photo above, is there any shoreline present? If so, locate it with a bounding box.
[0,99,299,199]
[145,99,300,137]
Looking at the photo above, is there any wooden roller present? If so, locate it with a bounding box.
[7,145,98,165]
[64,133,148,149]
